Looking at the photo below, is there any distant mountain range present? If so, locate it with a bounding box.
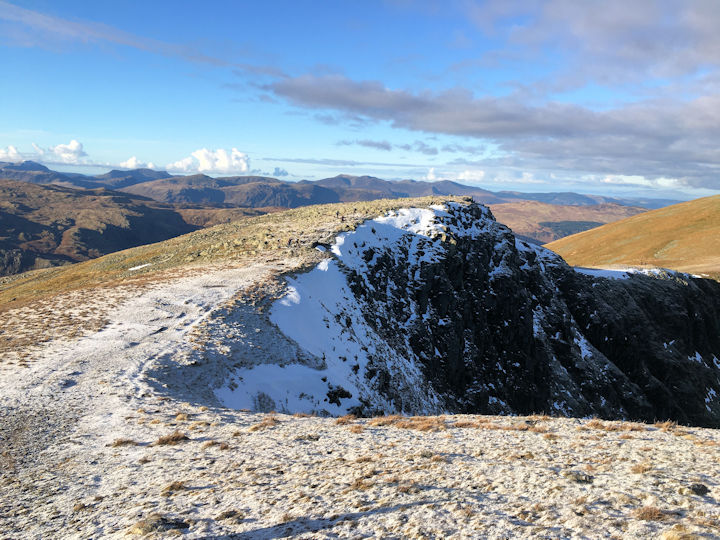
[0,161,675,276]
[0,161,679,209]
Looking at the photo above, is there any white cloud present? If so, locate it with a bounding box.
[0,145,22,162]
[119,156,156,169]
[32,139,88,164]
[424,167,437,181]
[50,139,87,163]
[519,171,544,184]
[457,169,486,182]
[167,148,250,174]
[599,174,682,189]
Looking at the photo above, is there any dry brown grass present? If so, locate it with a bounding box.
[348,424,365,434]
[583,418,646,432]
[110,438,139,447]
[490,200,643,244]
[368,414,403,427]
[655,420,678,432]
[347,477,373,491]
[216,509,244,522]
[630,462,653,474]
[248,416,280,432]
[633,506,667,521]
[153,431,189,446]
[660,529,703,540]
[452,419,492,428]
[162,481,187,495]
[335,414,356,425]
[202,440,230,450]
[397,482,420,494]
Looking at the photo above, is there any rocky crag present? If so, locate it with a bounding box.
[212,201,720,427]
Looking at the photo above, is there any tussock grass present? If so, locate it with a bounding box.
[162,481,187,495]
[335,414,356,425]
[655,420,678,432]
[202,440,230,450]
[633,506,668,521]
[630,462,653,474]
[249,416,280,432]
[153,431,189,446]
[368,415,447,431]
[109,438,139,447]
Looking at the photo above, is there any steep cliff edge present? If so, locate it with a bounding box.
[216,201,720,427]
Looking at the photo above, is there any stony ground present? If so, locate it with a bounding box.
[2,403,719,539]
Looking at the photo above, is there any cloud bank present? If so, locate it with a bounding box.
[266,74,720,189]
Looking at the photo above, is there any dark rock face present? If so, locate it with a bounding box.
[342,203,720,427]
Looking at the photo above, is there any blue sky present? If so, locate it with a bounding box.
[1,0,719,198]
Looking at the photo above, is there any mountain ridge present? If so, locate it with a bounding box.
[0,161,680,209]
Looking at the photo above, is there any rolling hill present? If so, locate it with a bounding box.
[545,195,720,276]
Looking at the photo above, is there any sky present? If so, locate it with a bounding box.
[1,0,719,199]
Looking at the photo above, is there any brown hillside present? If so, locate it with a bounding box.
[545,195,720,276]
[0,179,197,275]
[489,201,645,244]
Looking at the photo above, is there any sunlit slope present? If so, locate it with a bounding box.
[545,195,720,275]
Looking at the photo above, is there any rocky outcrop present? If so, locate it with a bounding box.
[262,201,720,427]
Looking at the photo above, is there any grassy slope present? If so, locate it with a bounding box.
[488,201,645,243]
[545,195,720,276]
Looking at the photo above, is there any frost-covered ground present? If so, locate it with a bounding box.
[1,204,719,538]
